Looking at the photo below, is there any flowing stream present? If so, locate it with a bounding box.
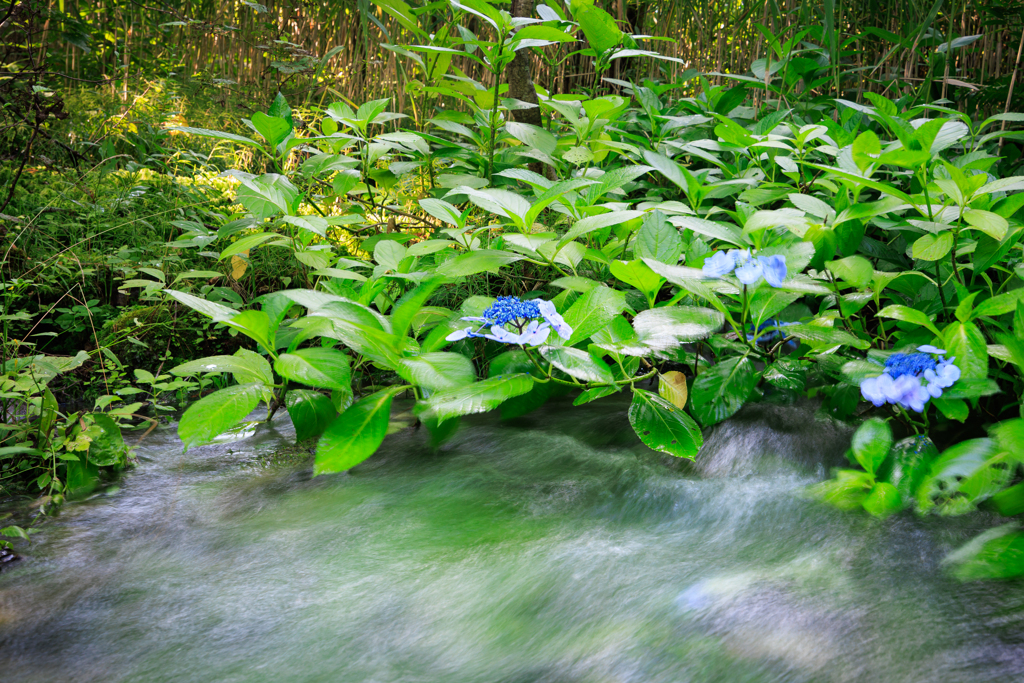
[2,398,1023,682]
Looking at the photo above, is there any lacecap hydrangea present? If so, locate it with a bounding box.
[859,345,961,412]
[446,296,572,347]
[702,249,787,287]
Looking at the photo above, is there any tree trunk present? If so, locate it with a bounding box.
[506,0,542,127]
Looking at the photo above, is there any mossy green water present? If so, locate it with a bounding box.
[0,400,1021,682]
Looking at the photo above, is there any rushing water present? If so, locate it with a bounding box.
[2,397,1023,682]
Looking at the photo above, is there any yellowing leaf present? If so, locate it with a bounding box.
[231,252,249,280]
[658,371,689,409]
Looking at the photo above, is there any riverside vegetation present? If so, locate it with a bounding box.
[3,0,1024,579]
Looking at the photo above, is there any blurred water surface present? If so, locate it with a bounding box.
[1,398,1022,682]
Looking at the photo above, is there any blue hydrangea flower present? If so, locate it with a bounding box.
[702,249,787,288]
[446,296,572,347]
[702,250,737,278]
[859,346,961,412]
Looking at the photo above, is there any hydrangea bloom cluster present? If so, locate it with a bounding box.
[446,296,572,347]
[860,345,961,412]
[703,249,787,287]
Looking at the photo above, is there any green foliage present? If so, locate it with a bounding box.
[5,0,1024,585]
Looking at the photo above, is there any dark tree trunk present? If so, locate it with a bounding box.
[506,0,542,127]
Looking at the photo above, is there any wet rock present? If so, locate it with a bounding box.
[0,545,21,570]
[694,401,853,478]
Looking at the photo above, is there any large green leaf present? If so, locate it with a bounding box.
[218,232,278,260]
[390,274,447,338]
[609,260,664,299]
[634,210,683,264]
[826,255,874,289]
[558,211,645,248]
[178,383,265,450]
[632,306,724,345]
[690,356,759,425]
[876,305,942,337]
[397,352,476,392]
[540,346,615,384]
[944,321,989,382]
[274,347,352,391]
[250,112,291,148]
[912,232,954,261]
[85,413,128,468]
[851,417,892,474]
[170,350,273,388]
[417,374,535,422]
[572,2,622,52]
[505,121,557,156]
[314,387,404,475]
[862,482,903,518]
[164,288,236,322]
[285,389,337,442]
[436,250,524,277]
[628,389,702,459]
[561,286,629,346]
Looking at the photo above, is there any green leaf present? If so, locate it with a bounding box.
[628,388,702,459]
[690,356,758,425]
[558,211,645,248]
[267,91,294,126]
[168,126,263,150]
[670,215,746,247]
[876,305,942,337]
[250,112,291,149]
[170,349,273,388]
[573,385,620,405]
[274,347,351,391]
[807,469,874,511]
[943,321,989,382]
[963,209,1009,241]
[826,255,874,289]
[286,389,337,441]
[632,306,724,345]
[642,149,688,191]
[945,526,1024,580]
[634,209,683,264]
[912,232,954,261]
[784,323,870,350]
[390,274,447,339]
[940,378,999,399]
[419,198,463,227]
[749,289,800,327]
[436,250,524,277]
[178,383,265,450]
[540,346,616,384]
[609,260,664,300]
[505,121,557,156]
[164,288,236,322]
[314,387,404,475]
[513,25,575,42]
[932,397,969,422]
[85,413,128,468]
[397,352,476,392]
[561,286,629,346]
[851,417,892,474]
[862,482,902,517]
[417,374,535,422]
[573,2,622,52]
[973,288,1024,318]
